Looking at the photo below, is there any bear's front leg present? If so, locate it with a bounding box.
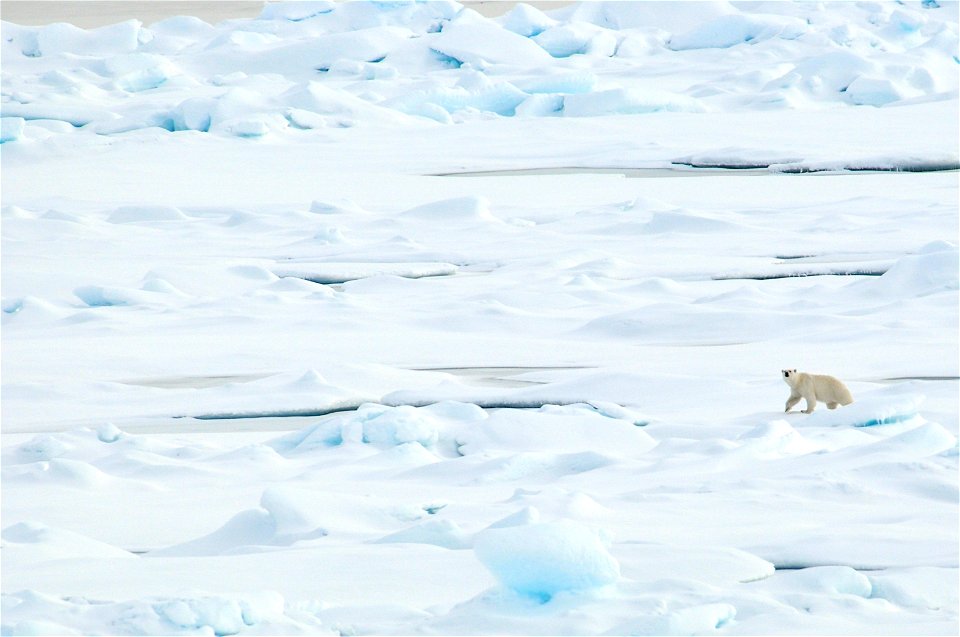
[802,395,817,414]
[785,395,801,412]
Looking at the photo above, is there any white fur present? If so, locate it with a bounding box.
[781,369,853,414]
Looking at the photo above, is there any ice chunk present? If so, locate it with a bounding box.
[500,3,556,37]
[473,521,620,601]
[431,22,553,66]
[387,82,529,118]
[516,93,564,117]
[362,405,440,447]
[563,88,705,116]
[0,117,26,143]
[222,114,289,138]
[766,51,876,100]
[283,82,383,122]
[533,22,617,58]
[206,87,285,137]
[267,402,482,454]
[33,20,144,57]
[172,97,216,131]
[845,76,908,106]
[96,423,124,443]
[104,53,176,92]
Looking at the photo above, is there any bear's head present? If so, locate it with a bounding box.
[782,369,799,386]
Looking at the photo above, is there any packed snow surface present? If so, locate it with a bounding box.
[2,1,958,635]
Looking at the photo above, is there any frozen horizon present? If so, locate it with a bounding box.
[2,1,958,635]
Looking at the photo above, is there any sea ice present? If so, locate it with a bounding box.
[1,1,957,634]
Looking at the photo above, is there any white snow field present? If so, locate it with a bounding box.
[2,1,959,635]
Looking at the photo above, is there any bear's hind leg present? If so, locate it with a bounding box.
[827,402,839,410]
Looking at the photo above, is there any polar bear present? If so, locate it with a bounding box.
[782,369,853,414]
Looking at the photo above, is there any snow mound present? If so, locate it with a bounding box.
[4,458,113,488]
[376,519,471,549]
[668,13,807,50]
[308,198,367,215]
[563,88,705,117]
[1,117,26,143]
[869,567,959,610]
[107,205,188,223]
[737,420,822,457]
[558,1,735,32]
[473,521,620,601]
[0,102,111,127]
[778,565,873,597]
[608,603,737,635]
[2,521,134,560]
[400,196,499,223]
[470,451,617,484]
[456,406,657,457]
[0,590,285,637]
[514,71,597,95]
[74,283,184,308]
[643,209,739,234]
[872,247,959,296]
[151,488,327,556]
